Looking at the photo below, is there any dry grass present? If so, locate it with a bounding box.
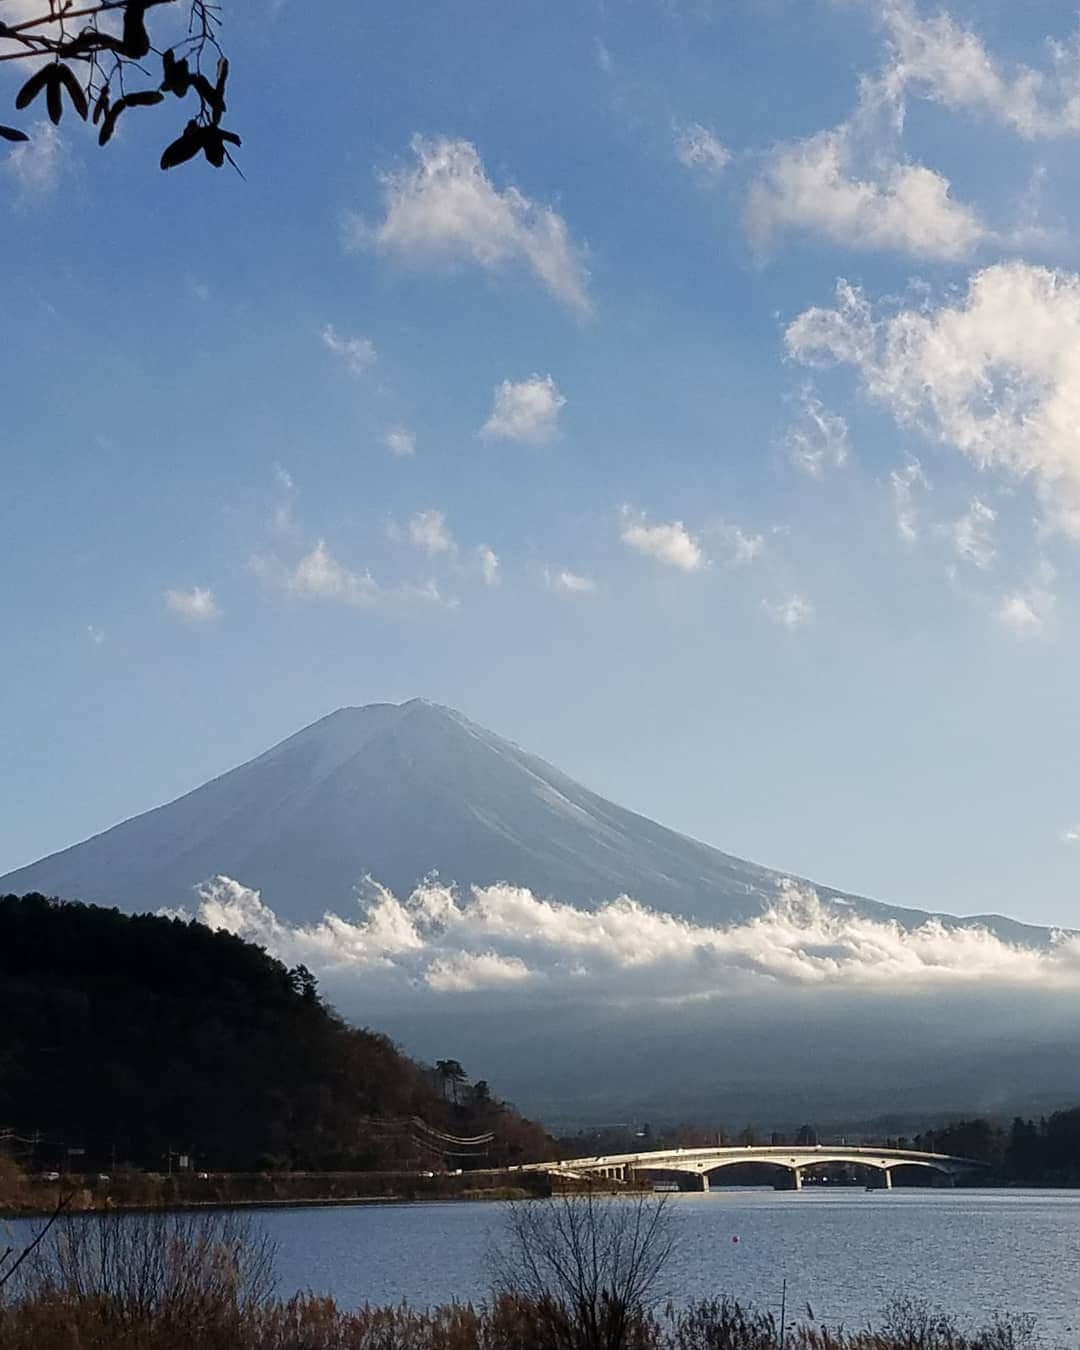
[0,1289,1041,1350]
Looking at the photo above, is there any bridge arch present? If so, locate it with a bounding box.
[686,1154,962,1192]
[515,1144,986,1193]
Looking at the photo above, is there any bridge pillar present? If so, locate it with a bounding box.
[791,1167,802,1191]
[699,1172,710,1193]
[883,1168,892,1190]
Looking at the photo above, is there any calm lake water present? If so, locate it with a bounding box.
[8,1190,1080,1339]
[264,1189,1080,1338]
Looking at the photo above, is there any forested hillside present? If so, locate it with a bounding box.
[0,894,548,1172]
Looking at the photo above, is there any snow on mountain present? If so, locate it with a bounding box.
[0,699,1048,943]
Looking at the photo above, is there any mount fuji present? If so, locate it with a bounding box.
[0,699,1046,944]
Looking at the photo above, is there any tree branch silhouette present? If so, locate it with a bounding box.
[0,1,239,170]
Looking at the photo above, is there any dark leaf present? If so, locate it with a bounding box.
[55,63,89,121]
[46,70,63,126]
[190,73,224,119]
[125,90,165,108]
[0,125,29,143]
[160,121,203,171]
[98,98,126,147]
[92,86,110,127]
[160,49,191,98]
[219,130,241,147]
[203,128,226,168]
[122,3,151,59]
[14,66,50,112]
[215,57,229,99]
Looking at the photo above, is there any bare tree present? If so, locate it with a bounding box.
[493,1189,679,1350]
[0,0,239,170]
[0,1192,70,1296]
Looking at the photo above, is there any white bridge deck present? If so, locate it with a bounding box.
[514,1144,987,1191]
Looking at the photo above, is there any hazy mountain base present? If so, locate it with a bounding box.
[188,876,1080,1129]
[382,988,1080,1130]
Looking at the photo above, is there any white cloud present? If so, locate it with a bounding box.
[185,875,1080,1006]
[712,524,764,566]
[399,578,458,609]
[86,625,105,646]
[748,1,1078,262]
[269,464,297,536]
[3,121,66,204]
[426,951,532,993]
[476,545,500,587]
[890,460,930,543]
[950,498,997,569]
[385,426,416,457]
[482,374,565,444]
[747,124,983,261]
[352,136,591,316]
[879,0,1080,141]
[786,265,1080,538]
[407,509,456,557]
[998,586,1056,639]
[165,587,221,623]
[674,122,731,183]
[784,386,851,478]
[286,541,380,608]
[254,541,455,612]
[621,510,705,572]
[763,594,813,628]
[1062,825,1080,844]
[320,324,377,374]
[543,567,596,595]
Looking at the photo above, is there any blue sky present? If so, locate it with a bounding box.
[4,0,1080,928]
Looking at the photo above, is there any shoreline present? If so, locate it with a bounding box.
[0,1177,548,1231]
[0,1192,531,1220]
[5,1177,1071,1222]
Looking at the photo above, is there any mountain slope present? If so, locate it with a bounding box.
[0,700,1046,941]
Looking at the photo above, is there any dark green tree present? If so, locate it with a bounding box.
[435,1059,467,1105]
[0,894,548,1172]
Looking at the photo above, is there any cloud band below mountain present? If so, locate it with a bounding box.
[185,875,1080,1006]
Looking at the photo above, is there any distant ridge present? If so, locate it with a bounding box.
[0,699,1049,944]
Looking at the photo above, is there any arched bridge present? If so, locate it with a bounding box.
[515,1145,987,1191]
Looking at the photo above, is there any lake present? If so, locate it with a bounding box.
[7,1190,1080,1339]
